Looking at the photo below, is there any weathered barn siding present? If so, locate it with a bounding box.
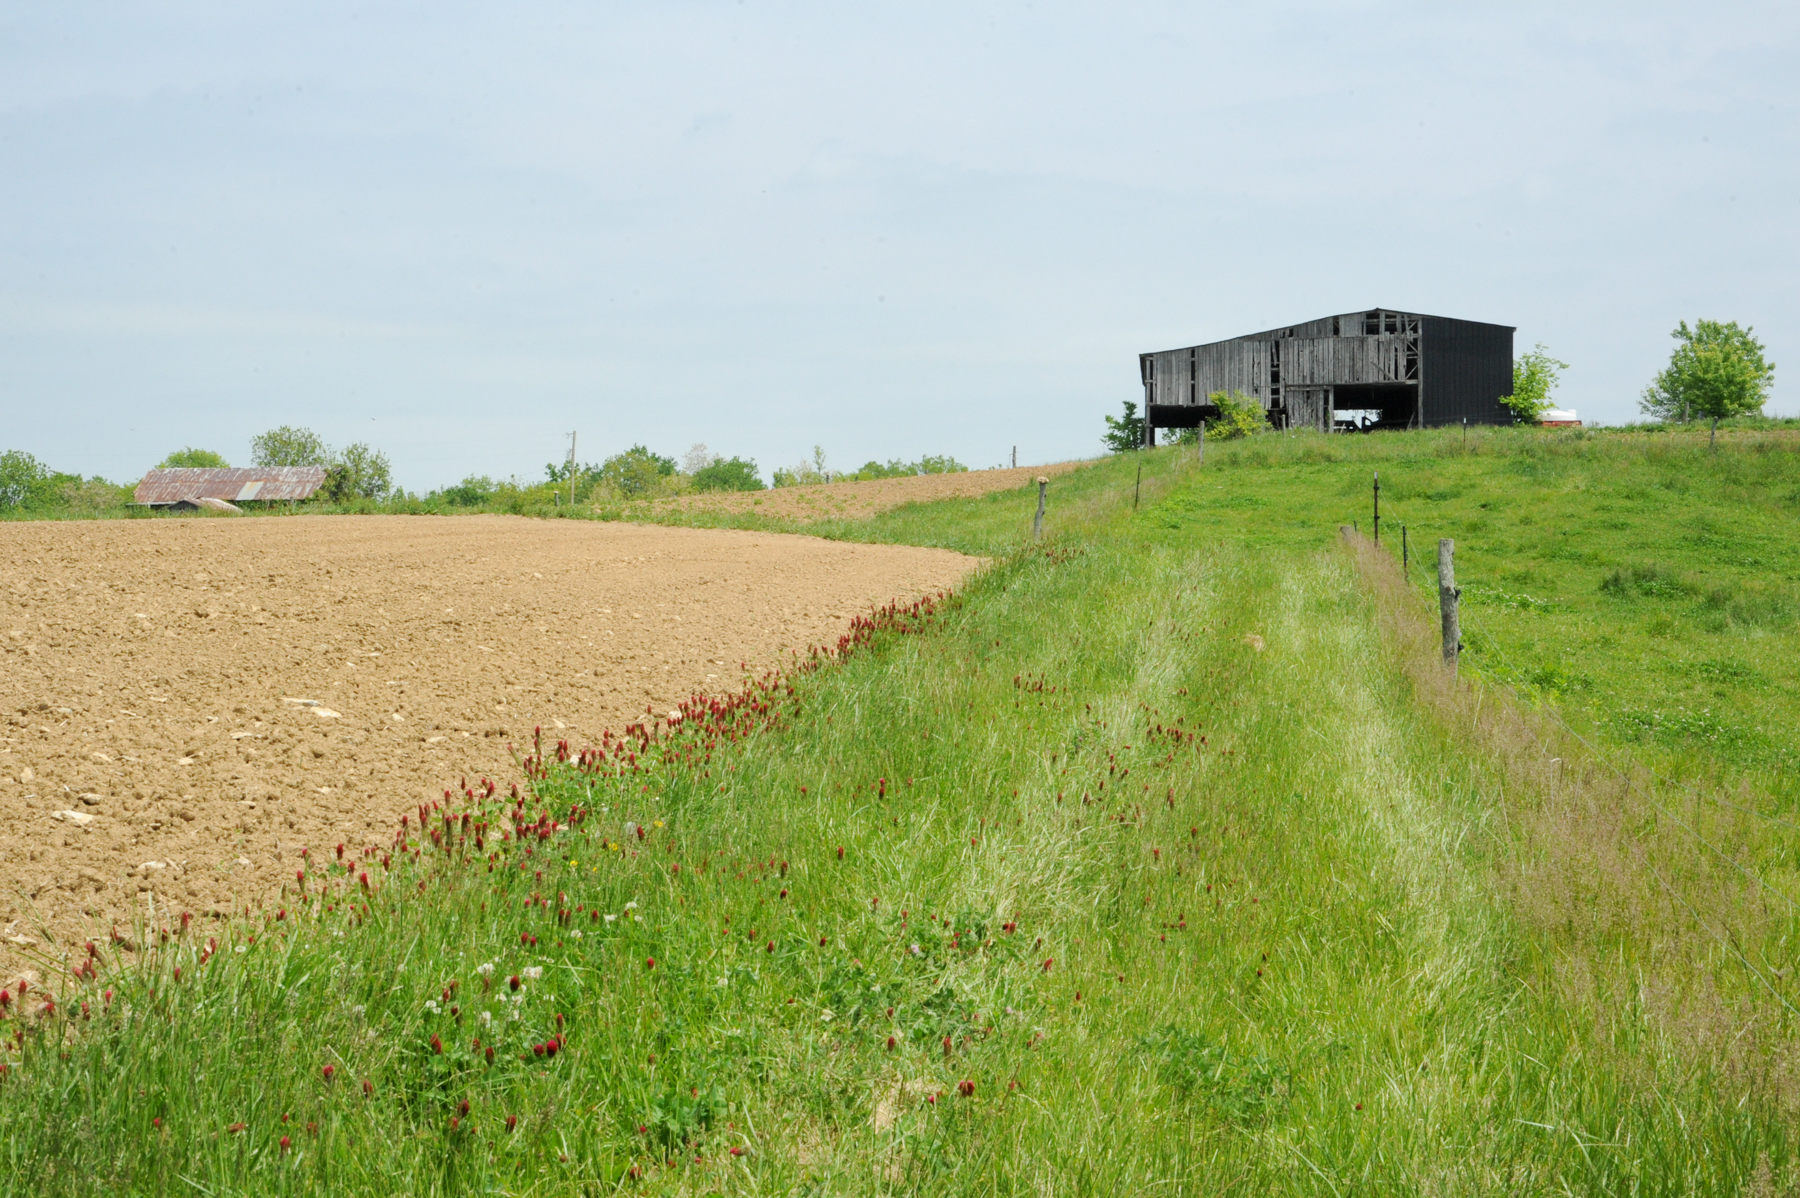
[1140,308,1513,437]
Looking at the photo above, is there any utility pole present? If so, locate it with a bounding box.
[1012,446,1017,470]
[566,432,578,507]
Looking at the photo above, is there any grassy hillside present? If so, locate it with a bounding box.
[5,427,1800,1194]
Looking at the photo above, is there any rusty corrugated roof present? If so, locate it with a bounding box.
[133,467,327,505]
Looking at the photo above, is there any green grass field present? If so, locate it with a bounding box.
[6,426,1800,1194]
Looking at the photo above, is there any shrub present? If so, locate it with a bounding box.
[773,446,832,488]
[1206,390,1270,440]
[690,456,764,492]
[441,476,496,506]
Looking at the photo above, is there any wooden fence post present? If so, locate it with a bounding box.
[1402,524,1408,572]
[1034,477,1047,539]
[1134,462,1142,510]
[1198,423,1205,465]
[1438,538,1460,672]
[1372,471,1380,546]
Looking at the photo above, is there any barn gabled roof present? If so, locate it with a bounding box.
[133,467,327,506]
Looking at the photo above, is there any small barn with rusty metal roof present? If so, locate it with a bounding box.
[133,467,327,508]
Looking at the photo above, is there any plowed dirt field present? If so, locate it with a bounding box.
[0,515,974,979]
[633,462,1083,523]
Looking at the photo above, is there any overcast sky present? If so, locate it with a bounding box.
[3,2,1795,491]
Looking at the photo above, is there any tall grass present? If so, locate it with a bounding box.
[5,438,1797,1193]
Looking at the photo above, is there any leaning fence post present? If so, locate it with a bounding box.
[1438,538,1460,672]
[1134,462,1142,510]
[1033,477,1047,539]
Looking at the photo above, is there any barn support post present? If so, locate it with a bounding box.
[1438,539,1460,673]
[1033,477,1047,540]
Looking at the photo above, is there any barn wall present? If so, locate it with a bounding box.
[1420,317,1514,426]
[1194,339,1270,405]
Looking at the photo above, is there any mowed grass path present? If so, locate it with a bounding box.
[5,448,1790,1195]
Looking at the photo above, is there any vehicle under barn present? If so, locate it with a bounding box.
[1140,308,1514,438]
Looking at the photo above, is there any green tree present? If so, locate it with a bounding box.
[691,456,765,492]
[0,450,57,510]
[251,426,331,468]
[323,443,394,502]
[598,445,677,498]
[158,448,230,468]
[1640,319,1776,445]
[1102,400,1146,453]
[1206,391,1270,440]
[1501,344,1570,423]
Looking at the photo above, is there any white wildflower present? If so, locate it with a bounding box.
[476,962,495,977]
[604,913,617,923]
[522,966,543,981]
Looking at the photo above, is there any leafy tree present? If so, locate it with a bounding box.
[0,450,58,510]
[1103,400,1146,453]
[1206,391,1270,440]
[1501,344,1570,423]
[158,448,230,468]
[598,445,677,498]
[691,456,764,492]
[1640,319,1776,445]
[323,443,394,502]
[250,426,331,468]
[682,443,715,475]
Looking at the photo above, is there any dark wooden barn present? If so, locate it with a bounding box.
[1139,308,1515,439]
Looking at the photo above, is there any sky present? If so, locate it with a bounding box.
[2,2,1795,492]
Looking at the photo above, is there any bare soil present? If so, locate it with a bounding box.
[0,514,974,976]
[633,462,1086,523]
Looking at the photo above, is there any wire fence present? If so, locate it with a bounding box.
[1363,504,1800,1014]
